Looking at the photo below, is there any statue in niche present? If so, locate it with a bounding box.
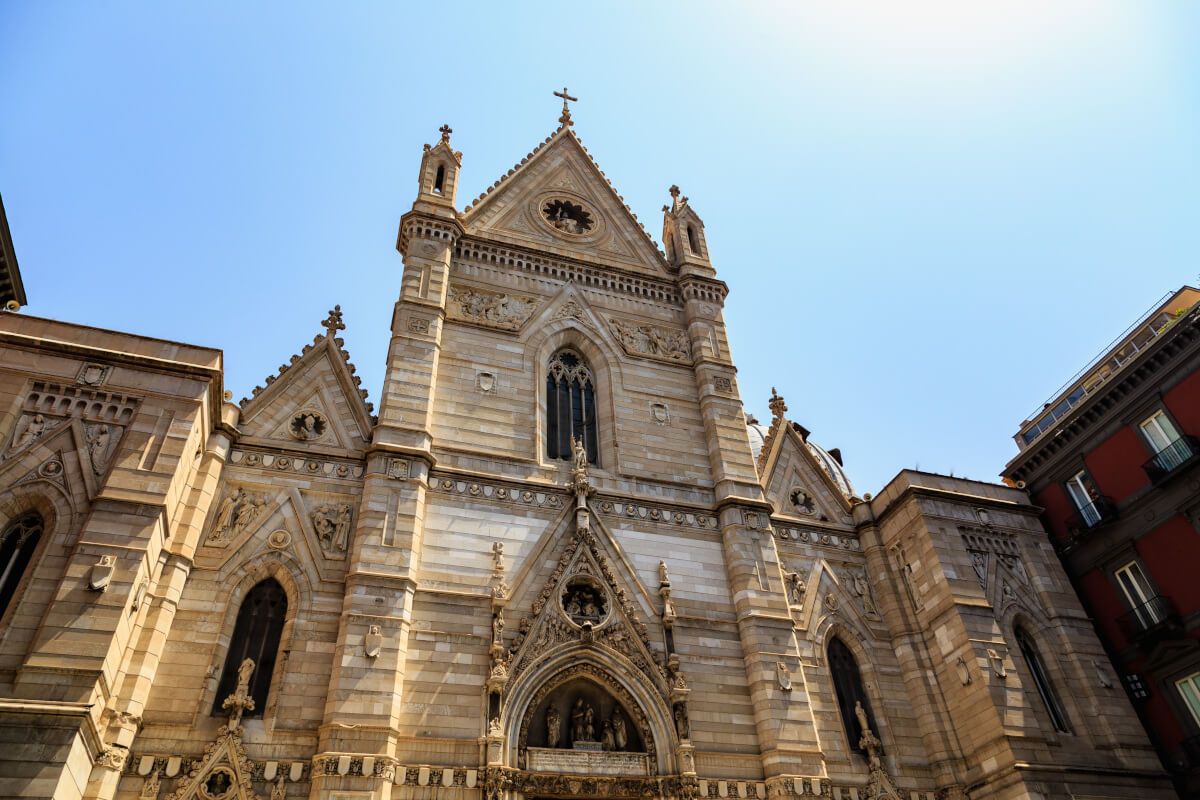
[601,719,615,750]
[546,706,562,748]
[493,610,505,644]
[785,571,805,605]
[674,703,690,739]
[571,697,596,743]
[612,711,627,750]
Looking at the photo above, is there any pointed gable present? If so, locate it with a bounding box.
[760,422,854,525]
[462,126,670,277]
[238,307,374,456]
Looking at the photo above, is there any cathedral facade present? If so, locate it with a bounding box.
[0,108,1172,800]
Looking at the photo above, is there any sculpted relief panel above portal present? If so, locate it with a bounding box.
[607,318,691,364]
[446,284,541,332]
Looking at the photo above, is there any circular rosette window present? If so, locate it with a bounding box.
[536,194,605,240]
[560,574,610,629]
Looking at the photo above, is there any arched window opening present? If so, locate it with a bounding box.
[828,637,879,754]
[433,164,445,193]
[0,514,44,619]
[686,225,700,255]
[1015,627,1071,733]
[546,349,598,465]
[212,578,288,716]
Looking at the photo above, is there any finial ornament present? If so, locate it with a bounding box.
[554,86,578,126]
[439,124,452,142]
[768,387,788,420]
[322,305,346,338]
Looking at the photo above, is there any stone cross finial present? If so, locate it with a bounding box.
[439,124,452,142]
[554,87,578,126]
[322,305,346,337]
[768,387,787,420]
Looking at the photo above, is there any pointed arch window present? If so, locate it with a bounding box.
[1015,626,1071,733]
[0,514,43,619]
[212,578,287,717]
[434,164,445,193]
[546,349,598,465]
[686,225,700,255]
[828,637,879,753]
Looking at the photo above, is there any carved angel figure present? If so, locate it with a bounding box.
[211,488,246,541]
[852,570,875,614]
[785,571,805,605]
[311,506,335,549]
[86,424,111,474]
[13,413,45,450]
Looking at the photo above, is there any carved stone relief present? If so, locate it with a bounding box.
[288,411,326,441]
[310,504,353,554]
[447,284,540,331]
[207,488,266,545]
[608,318,691,363]
[789,488,816,516]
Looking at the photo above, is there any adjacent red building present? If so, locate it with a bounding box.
[1003,285,1200,797]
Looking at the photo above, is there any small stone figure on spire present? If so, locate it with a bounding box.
[322,305,346,338]
[554,87,578,127]
[439,124,452,142]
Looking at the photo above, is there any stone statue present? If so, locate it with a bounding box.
[785,571,805,605]
[546,706,562,748]
[311,507,335,548]
[493,610,504,643]
[584,703,595,740]
[658,560,670,586]
[271,773,286,800]
[777,661,793,691]
[333,504,352,551]
[852,570,875,614]
[14,414,45,449]
[612,712,627,750]
[212,489,244,541]
[572,435,588,471]
[237,658,255,697]
[571,698,594,743]
[855,700,871,738]
[600,719,615,750]
[488,716,503,737]
[674,704,689,739]
[232,496,263,538]
[87,424,111,474]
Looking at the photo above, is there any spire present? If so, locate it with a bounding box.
[554,86,578,127]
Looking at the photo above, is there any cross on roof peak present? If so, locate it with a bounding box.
[322,305,346,337]
[439,124,452,142]
[554,87,578,127]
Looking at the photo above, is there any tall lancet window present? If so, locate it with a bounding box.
[828,637,879,754]
[1015,626,1071,733]
[0,514,43,619]
[213,578,288,716]
[546,349,598,465]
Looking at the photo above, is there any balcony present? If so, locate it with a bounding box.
[1143,435,1200,483]
[1066,496,1117,536]
[1117,594,1181,643]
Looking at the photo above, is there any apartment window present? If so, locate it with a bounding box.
[1115,561,1166,629]
[1065,470,1103,527]
[1177,672,1200,728]
[1139,410,1194,478]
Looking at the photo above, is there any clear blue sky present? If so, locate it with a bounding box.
[3,2,1198,494]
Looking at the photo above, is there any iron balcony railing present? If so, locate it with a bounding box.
[1117,594,1179,641]
[1143,435,1200,482]
[1066,496,1117,535]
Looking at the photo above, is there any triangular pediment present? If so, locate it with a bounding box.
[239,332,373,456]
[504,510,667,696]
[164,726,257,800]
[760,423,853,524]
[462,127,669,277]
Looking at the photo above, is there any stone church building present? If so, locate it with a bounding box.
[0,104,1172,800]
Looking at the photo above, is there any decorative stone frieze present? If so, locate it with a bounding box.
[608,317,691,364]
[446,284,541,332]
[228,448,364,479]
